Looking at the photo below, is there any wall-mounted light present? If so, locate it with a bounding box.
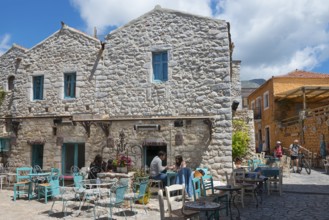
[231,100,239,111]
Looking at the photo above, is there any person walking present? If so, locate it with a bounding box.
[274,141,283,160]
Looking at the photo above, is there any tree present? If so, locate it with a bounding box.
[232,119,250,160]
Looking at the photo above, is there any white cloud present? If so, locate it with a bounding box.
[71,0,329,80]
[70,0,212,34]
[215,0,329,80]
[0,34,11,55]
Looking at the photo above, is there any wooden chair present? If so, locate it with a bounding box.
[13,167,33,201]
[158,189,185,220]
[165,184,199,219]
[231,169,257,208]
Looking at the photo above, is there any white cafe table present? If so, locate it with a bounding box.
[76,179,117,217]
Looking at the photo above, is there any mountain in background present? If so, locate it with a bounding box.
[241,78,265,89]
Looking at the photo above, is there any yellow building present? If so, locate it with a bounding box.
[248,70,329,157]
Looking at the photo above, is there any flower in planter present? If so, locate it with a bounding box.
[113,155,132,168]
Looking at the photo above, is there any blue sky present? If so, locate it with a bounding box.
[1,0,329,80]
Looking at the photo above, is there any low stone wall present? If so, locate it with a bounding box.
[97,171,136,192]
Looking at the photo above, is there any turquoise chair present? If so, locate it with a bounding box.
[192,177,201,201]
[95,184,128,219]
[125,180,149,214]
[13,167,33,201]
[201,175,229,217]
[37,168,60,203]
[196,167,208,176]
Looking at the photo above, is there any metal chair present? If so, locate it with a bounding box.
[124,180,149,214]
[95,184,128,219]
[201,174,229,216]
[49,185,79,217]
[37,168,60,203]
[191,177,201,201]
[13,167,33,201]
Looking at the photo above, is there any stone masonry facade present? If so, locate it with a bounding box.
[0,6,242,180]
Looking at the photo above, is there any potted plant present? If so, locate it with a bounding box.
[232,119,250,164]
[113,155,132,173]
[132,168,151,204]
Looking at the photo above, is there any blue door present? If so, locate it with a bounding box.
[32,144,44,168]
[61,143,85,175]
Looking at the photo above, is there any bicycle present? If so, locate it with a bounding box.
[297,153,311,175]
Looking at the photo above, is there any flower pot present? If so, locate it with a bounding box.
[116,167,128,173]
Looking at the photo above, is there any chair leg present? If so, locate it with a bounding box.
[13,185,17,201]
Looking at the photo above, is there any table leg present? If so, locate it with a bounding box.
[231,192,241,220]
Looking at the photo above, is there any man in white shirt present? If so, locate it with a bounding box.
[150,151,170,186]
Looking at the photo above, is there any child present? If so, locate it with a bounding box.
[274,141,283,160]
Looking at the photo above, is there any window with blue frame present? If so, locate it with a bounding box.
[152,51,168,82]
[64,72,76,98]
[0,138,10,152]
[33,75,44,100]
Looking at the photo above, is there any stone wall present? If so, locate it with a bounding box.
[0,7,239,180]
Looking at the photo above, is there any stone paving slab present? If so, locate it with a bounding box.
[0,168,328,219]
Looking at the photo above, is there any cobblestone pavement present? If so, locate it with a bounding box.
[0,168,328,220]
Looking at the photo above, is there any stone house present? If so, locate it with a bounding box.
[248,70,329,159]
[0,6,242,180]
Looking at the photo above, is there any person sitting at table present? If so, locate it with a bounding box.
[172,155,186,172]
[106,158,114,172]
[150,151,172,186]
[88,154,107,179]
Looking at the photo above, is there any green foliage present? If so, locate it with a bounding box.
[232,119,250,160]
[0,88,5,106]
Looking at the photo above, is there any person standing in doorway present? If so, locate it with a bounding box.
[150,151,171,186]
[262,140,268,155]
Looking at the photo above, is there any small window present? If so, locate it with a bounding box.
[264,91,269,109]
[8,76,15,91]
[33,75,44,100]
[152,51,168,82]
[0,138,10,152]
[64,72,76,98]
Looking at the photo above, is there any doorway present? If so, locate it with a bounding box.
[144,145,167,168]
[32,144,44,168]
[61,143,85,175]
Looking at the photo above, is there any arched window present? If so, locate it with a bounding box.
[8,76,15,91]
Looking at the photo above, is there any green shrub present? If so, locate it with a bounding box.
[232,119,250,160]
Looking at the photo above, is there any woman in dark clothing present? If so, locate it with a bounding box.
[88,154,106,179]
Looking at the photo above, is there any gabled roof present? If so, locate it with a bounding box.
[0,43,28,58]
[275,69,329,78]
[107,5,226,38]
[29,23,100,52]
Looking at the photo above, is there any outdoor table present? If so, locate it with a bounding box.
[76,179,117,217]
[260,167,280,177]
[214,185,241,220]
[28,172,51,197]
[184,200,220,220]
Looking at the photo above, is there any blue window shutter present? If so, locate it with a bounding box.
[152,52,168,81]
[33,76,44,100]
[64,73,76,98]
[40,76,44,99]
